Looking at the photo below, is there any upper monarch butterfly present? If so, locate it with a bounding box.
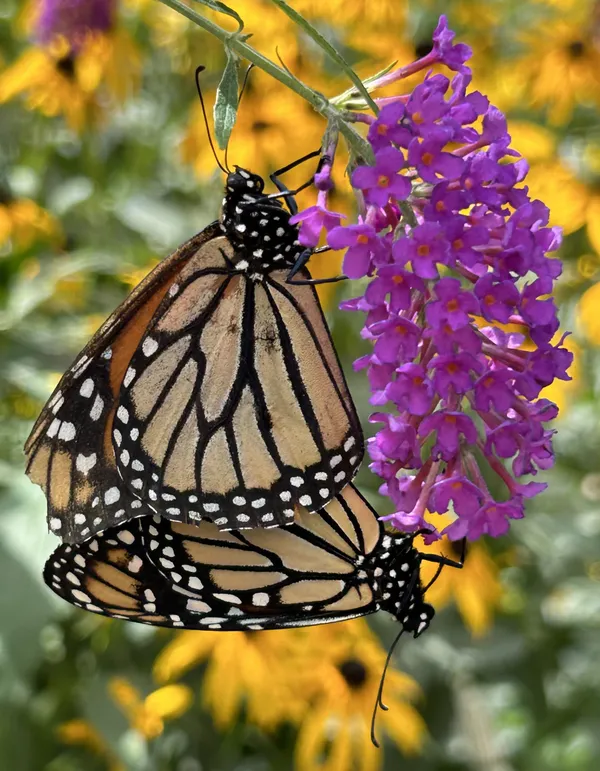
[24,163,364,544]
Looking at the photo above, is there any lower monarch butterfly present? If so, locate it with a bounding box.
[45,482,462,746]
[44,483,459,633]
[25,162,363,544]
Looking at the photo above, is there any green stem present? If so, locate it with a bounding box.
[265,0,379,115]
[156,0,374,163]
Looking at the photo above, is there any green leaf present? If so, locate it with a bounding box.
[191,0,244,32]
[213,49,240,150]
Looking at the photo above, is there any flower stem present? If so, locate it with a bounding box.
[156,0,374,162]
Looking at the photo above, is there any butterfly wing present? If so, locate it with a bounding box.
[44,484,382,630]
[25,224,225,542]
[113,249,364,530]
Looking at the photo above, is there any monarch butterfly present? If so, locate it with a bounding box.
[44,483,456,634]
[25,165,363,543]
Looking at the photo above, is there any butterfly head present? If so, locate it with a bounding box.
[225,166,265,197]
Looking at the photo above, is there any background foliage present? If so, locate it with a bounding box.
[0,1,599,769]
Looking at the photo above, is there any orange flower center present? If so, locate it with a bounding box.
[377,174,390,187]
[412,111,423,124]
[392,275,404,284]
[413,376,424,385]
[445,414,457,424]
[421,152,434,166]
[446,362,459,374]
[452,238,464,250]
[464,177,474,190]
[483,376,494,387]
[416,244,430,257]
[377,124,388,135]
[484,293,495,306]
[436,201,446,212]
[451,481,463,491]
[357,234,370,245]
[446,298,460,312]
[395,325,408,336]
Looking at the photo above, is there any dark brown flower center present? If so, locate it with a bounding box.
[56,55,76,79]
[567,40,585,58]
[338,658,368,689]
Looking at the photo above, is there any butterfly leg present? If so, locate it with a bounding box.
[268,149,322,214]
[419,539,466,593]
[286,246,348,286]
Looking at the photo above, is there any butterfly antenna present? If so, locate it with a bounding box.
[224,64,254,172]
[370,627,405,748]
[194,65,228,174]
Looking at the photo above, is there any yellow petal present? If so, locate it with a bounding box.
[508,122,556,162]
[453,546,503,637]
[578,281,600,344]
[144,684,194,721]
[108,677,142,713]
[587,196,600,257]
[153,630,220,683]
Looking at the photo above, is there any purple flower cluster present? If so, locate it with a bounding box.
[298,16,572,541]
[36,0,115,49]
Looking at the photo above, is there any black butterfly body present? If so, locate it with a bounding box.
[44,483,434,635]
[25,167,364,543]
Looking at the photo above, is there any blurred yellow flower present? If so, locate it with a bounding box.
[57,719,124,771]
[296,620,425,771]
[509,122,589,236]
[578,282,600,344]
[420,537,503,637]
[0,31,140,131]
[0,197,61,250]
[154,629,308,730]
[517,13,600,124]
[109,678,193,740]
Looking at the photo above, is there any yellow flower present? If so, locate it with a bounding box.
[0,198,61,250]
[296,620,425,771]
[57,719,125,771]
[0,31,140,131]
[109,678,193,740]
[516,12,600,124]
[578,282,600,343]
[154,630,308,730]
[508,122,589,236]
[420,533,504,637]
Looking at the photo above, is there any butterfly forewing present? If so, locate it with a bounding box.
[113,237,363,531]
[25,227,222,542]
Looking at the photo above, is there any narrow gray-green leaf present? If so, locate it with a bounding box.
[191,0,244,32]
[214,49,240,149]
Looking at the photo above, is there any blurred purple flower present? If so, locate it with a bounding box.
[37,0,115,48]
